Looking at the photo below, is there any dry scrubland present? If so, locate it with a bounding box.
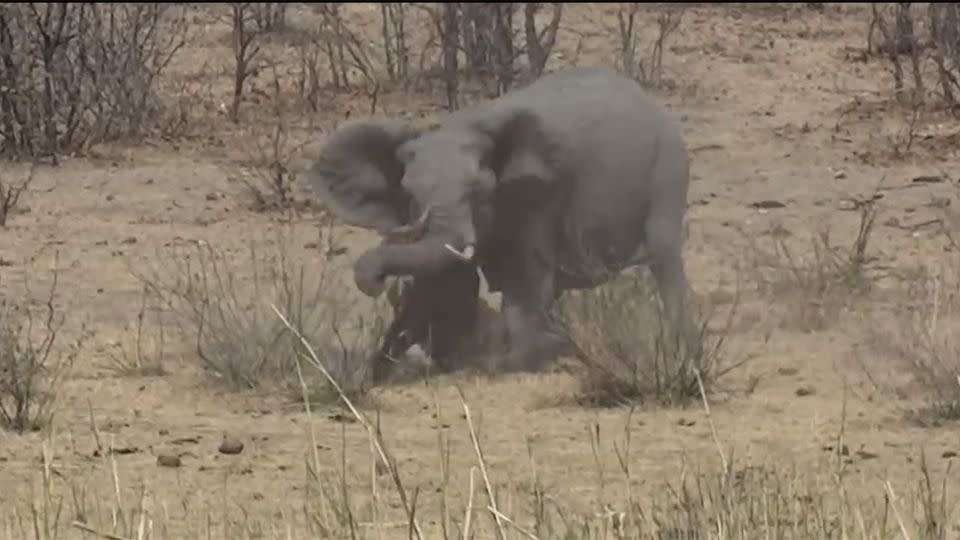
[1,2,960,538]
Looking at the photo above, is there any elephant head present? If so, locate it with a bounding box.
[305,109,558,297]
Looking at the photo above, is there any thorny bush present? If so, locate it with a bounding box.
[0,3,187,159]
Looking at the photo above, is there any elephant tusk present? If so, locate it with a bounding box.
[384,207,431,243]
[444,243,475,262]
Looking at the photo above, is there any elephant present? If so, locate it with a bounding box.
[305,66,701,374]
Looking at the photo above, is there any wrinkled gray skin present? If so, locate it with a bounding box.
[372,266,481,383]
[306,67,700,373]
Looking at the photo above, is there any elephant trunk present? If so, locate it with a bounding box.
[382,206,476,263]
[365,205,478,286]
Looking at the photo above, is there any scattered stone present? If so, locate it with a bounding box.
[677,418,696,427]
[750,199,787,210]
[205,191,222,201]
[942,451,957,459]
[912,175,945,184]
[925,197,951,209]
[157,454,182,468]
[822,444,850,456]
[218,436,244,455]
[328,412,356,424]
[855,449,879,460]
[171,436,200,445]
[837,199,859,211]
[795,386,816,397]
[120,236,137,245]
[777,367,799,376]
[833,169,847,179]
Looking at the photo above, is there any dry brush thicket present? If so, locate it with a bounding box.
[869,3,960,105]
[3,3,960,538]
[0,3,188,160]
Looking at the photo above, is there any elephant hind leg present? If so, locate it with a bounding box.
[645,215,702,363]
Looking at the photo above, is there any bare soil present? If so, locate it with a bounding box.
[2,3,959,537]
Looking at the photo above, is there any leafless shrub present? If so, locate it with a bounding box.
[250,2,286,33]
[132,230,386,400]
[451,3,520,97]
[441,3,460,110]
[615,4,685,89]
[554,270,741,407]
[380,3,410,83]
[0,163,33,227]
[237,65,310,212]
[745,201,880,332]
[927,3,960,104]
[315,3,377,90]
[229,3,262,123]
[868,263,960,423]
[0,264,89,432]
[871,3,925,103]
[104,285,167,377]
[0,3,188,159]
[868,3,960,107]
[295,36,322,113]
[523,2,563,78]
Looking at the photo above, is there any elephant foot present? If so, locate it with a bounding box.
[496,331,571,375]
[369,350,397,385]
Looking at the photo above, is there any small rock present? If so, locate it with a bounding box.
[822,444,850,456]
[105,194,115,202]
[795,386,816,397]
[750,200,787,210]
[925,197,951,209]
[855,449,879,460]
[777,367,799,376]
[837,199,859,211]
[912,175,944,184]
[942,451,957,459]
[120,236,137,245]
[677,418,696,427]
[833,169,847,180]
[157,454,182,468]
[218,436,244,455]
[328,412,356,424]
[205,192,221,201]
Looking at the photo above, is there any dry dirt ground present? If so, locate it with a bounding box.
[2,3,960,538]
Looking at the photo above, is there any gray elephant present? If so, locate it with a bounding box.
[306,67,700,374]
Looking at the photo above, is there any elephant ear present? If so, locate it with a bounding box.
[305,119,422,232]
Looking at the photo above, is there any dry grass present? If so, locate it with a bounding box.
[0,261,89,433]
[741,201,881,333]
[3,314,956,539]
[129,224,386,403]
[554,269,742,408]
[865,257,960,424]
